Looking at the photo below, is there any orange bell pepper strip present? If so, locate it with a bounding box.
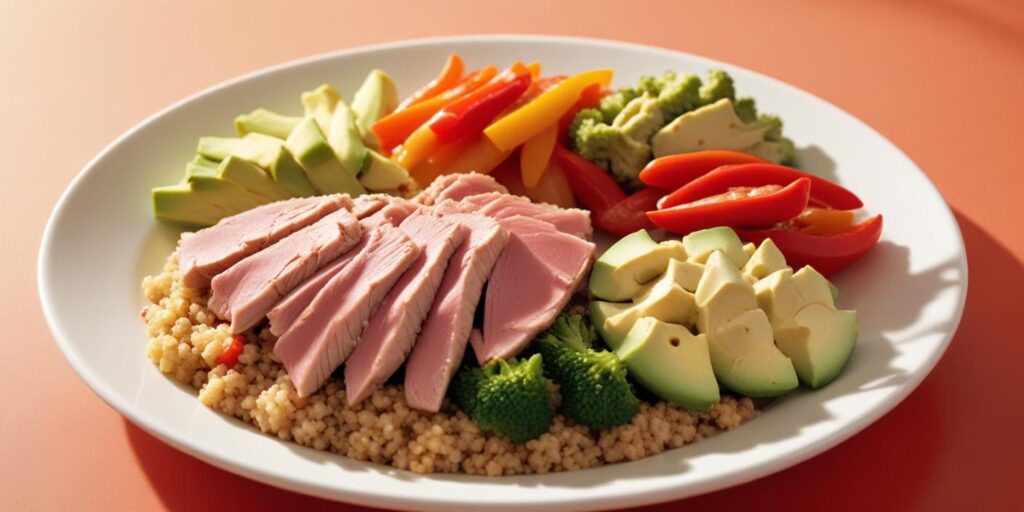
[372,66,497,153]
[393,124,442,170]
[444,133,511,175]
[795,207,855,236]
[409,137,474,186]
[394,53,465,112]
[483,69,613,151]
[526,61,541,78]
[520,123,558,188]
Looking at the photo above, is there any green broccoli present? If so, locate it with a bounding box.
[699,69,736,105]
[536,314,640,430]
[655,72,702,118]
[756,113,796,165]
[733,96,759,124]
[595,88,641,123]
[451,354,553,443]
[573,93,664,187]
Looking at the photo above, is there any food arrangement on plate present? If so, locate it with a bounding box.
[140,53,882,476]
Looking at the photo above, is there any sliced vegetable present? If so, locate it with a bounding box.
[553,145,626,213]
[372,66,498,153]
[429,65,532,143]
[520,123,558,188]
[444,133,512,175]
[638,150,769,189]
[394,53,464,112]
[648,178,811,235]
[659,163,863,210]
[393,124,441,170]
[217,334,246,367]
[409,137,474,186]
[596,187,662,236]
[736,215,883,276]
[795,207,855,236]
[491,158,576,208]
[484,69,614,151]
[558,83,603,144]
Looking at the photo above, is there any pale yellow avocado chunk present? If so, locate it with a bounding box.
[602,281,696,351]
[742,238,790,282]
[589,230,687,301]
[695,251,798,397]
[682,227,749,268]
[589,300,631,349]
[301,84,343,135]
[633,258,705,298]
[754,267,857,388]
[651,98,774,159]
[617,317,720,411]
[285,118,366,196]
[351,70,398,149]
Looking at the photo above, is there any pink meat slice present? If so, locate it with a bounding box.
[467,193,593,240]
[265,199,420,337]
[208,208,362,333]
[344,211,468,405]
[415,172,508,206]
[403,211,509,412]
[472,215,595,364]
[178,194,351,289]
[274,224,421,397]
[351,194,392,218]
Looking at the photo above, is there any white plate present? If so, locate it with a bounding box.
[38,35,967,511]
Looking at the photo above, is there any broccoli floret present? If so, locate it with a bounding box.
[699,69,736,106]
[573,94,663,187]
[758,113,783,141]
[656,73,702,118]
[536,314,640,430]
[596,88,641,123]
[733,96,759,124]
[451,354,553,443]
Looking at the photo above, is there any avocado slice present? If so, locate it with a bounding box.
[301,84,343,135]
[682,227,748,268]
[590,230,687,301]
[153,179,269,227]
[603,282,696,351]
[234,108,302,139]
[651,98,773,159]
[210,156,292,201]
[696,251,798,397]
[326,99,369,176]
[616,317,720,411]
[285,118,366,196]
[743,242,756,259]
[741,238,789,281]
[360,150,411,191]
[633,258,704,297]
[755,266,856,388]
[351,69,398,149]
[197,134,316,197]
[589,301,631,350]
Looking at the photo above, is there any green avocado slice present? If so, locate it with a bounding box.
[285,118,366,196]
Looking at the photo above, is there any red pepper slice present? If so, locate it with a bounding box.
[557,83,604,144]
[428,66,532,143]
[648,178,812,235]
[596,187,663,236]
[216,334,246,368]
[552,145,627,213]
[659,163,863,211]
[736,214,883,276]
[639,150,770,189]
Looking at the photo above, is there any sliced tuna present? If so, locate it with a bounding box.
[208,208,362,333]
[352,193,392,218]
[179,194,351,289]
[265,199,420,336]
[403,211,509,412]
[274,224,421,397]
[472,215,595,363]
[344,212,468,405]
[415,172,508,206]
[466,193,593,240]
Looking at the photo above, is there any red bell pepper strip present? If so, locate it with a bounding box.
[394,53,465,112]
[658,163,863,211]
[552,145,626,213]
[639,150,769,189]
[557,83,604,144]
[596,187,663,236]
[648,178,812,235]
[736,214,883,276]
[428,67,532,143]
[216,334,246,368]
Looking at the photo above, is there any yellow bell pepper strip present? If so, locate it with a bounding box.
[520,123,558,188]
[483,69,613,151]
[394,53,465,112]
[393,123,442,170]
[372,66,497,154]
[443,133,512,175]
[428,63,532,143]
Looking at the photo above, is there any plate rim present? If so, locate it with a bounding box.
[37,34,968,512]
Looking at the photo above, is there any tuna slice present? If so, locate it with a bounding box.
[404,211,509,412]
[351,194,392,219]
[472,215,595,364]
[208,208,362,333]
[344,212,468,405]
[274,224,421,397]
[465,193,593,240]
[179,194,351,289]
[415,172,508,206]
[266,199,420,336]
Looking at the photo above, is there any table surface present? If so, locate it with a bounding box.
[3,1,1022,510]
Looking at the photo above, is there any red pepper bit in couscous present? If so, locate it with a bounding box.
[140,248,758,475]
[217,335,246,368]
